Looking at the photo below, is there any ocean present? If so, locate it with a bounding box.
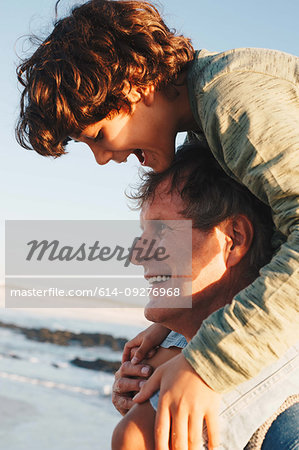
[0,295,150,450]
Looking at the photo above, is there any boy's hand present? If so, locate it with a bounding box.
[122,324,170,364]
[133,353,221,450]
[112,360,153,415]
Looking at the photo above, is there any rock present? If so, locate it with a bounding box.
[0,321,128,351]
[70,357,121,373]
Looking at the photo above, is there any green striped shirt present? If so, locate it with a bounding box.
[183,48,299,392]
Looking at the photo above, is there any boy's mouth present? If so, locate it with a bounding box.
[133,149,145,165]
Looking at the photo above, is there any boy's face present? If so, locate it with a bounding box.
[72,89,178,172]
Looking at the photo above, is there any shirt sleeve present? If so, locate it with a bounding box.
[183,69,299,393]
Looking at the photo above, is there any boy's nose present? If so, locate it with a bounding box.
[96,152,113,165]
[89,145,113,165]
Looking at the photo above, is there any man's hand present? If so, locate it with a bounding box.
[133,353,221,450]
[112,360,153,415]
[113,346,181,416]
[122,323,170,364]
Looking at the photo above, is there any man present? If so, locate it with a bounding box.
[112,143,299,449]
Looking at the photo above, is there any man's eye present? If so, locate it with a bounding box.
[94,130,103,142]
[156,222,168,235]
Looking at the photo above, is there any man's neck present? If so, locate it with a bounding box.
[168,284,232,342]
[164,269,254,342]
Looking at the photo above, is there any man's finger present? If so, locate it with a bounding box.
[113,377,143,394]
[111,393,134,416]
[133,368,162,403]
[118,360,152,378]
[154,397,171,450]
[122,345,132,363]
[122,337,141,362]
[131,340,155,364]
[145,348,157,359]
[205,409,220,450]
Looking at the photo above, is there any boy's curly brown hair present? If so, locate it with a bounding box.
[16,0,194,157]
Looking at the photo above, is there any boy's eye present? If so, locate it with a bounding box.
[94,130,103,142]
[63,137,73,145]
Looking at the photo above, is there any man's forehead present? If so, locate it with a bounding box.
[140,179,185,221]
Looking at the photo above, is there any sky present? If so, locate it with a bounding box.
[1,0,298,281]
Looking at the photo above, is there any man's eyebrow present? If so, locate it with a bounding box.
[144,216,165,222]
[140,216,164,229]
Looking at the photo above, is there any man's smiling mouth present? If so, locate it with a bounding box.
[147,275,172,284]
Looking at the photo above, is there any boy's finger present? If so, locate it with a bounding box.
[205,409,220,449]
[170,410,189,450]
[132,369,161,403]
[188,413,204,450]
[155,399,171,450]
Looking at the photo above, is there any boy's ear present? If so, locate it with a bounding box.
[124,82,155,105]
[139,85,155,106]
[223,215,254,268]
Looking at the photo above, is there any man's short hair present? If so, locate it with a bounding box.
[16,0,194,157]
[130,142,275,276]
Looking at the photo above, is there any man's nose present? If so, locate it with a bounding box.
[130,234,159,266]
[130,236,147,266]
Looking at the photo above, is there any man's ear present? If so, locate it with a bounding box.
[224,215,254,268]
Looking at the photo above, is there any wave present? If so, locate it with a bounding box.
[0,371,103,396]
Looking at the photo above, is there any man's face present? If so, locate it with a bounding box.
[72,91,177,172]
[136,179,229,325]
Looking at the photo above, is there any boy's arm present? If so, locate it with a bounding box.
[185,63,299,391]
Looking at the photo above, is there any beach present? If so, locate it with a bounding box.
[0,285,150,450]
